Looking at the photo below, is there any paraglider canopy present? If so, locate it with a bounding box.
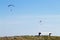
[8,4,14,7]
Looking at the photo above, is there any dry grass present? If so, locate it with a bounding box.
[0,36,60,40]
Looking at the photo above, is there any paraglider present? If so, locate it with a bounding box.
[8,0,15,15]
[8,4,14,12]
[40,20,42,23]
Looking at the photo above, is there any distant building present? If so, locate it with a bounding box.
[38,32,52,36]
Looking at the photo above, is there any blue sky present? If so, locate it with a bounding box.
[0,0,60,36]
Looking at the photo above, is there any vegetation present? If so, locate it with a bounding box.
[0,36,60,40]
